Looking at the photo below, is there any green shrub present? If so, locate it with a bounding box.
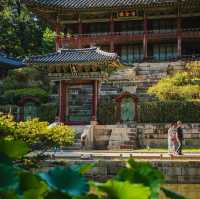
[140,101,200,123]
[15,118,75,148]
[0,114,75,148]
[3,87,49,104]
[148,61,200,101]
[97,96,118,124]
[38,103,57,122]
[0,113,16,137]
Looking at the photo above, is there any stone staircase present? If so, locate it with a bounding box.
[92,125,139,150]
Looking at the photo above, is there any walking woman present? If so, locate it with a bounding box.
[168,122,177,155]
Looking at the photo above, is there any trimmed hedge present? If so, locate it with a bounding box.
[97,96,118,125]
[140,101,200,123]
[38,103,57,123]
[3,87,49,104]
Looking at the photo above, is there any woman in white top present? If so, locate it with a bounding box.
[168,122,177,154]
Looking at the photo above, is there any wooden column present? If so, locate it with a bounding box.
[177,16,182,58]
[110,14,114,52]
[78,16,82,48]
[55,22,62,51]
[92,80,98,122]
[143,15,148,60]
[59,80,66,123]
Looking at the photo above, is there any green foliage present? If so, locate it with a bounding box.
[0,164,19,192]
[140,101,200,123]
[0,113,16,137]
[39,167,89,196]
[97,96,117,124]
[38,103,57,123]
[161,187,186,199]
[97,180,150,199]
[3,87,48,104]
[3,67,50,91]
[148,61,200,101]
[117,159,164,199]
[0,140,187,199]
[0,140,29,159]
[0,114,75,149]
[0,0,55,57]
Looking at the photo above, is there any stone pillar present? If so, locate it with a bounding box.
[143,16,148,60]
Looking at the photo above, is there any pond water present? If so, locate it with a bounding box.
[159,184,200,199]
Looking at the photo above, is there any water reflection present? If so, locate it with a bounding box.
[159,184,200,199]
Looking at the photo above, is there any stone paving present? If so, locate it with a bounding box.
[44,150,200,161]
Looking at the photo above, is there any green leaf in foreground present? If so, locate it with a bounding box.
[70,163,95,174]
[161,187,187,199]
[39,166,89,196]
[0,192,19,199]
[0,140,29,159]
[117,159,164,199]
[19,172,48,198]
[0,164,19,192]
[97,180,150,199]
[44,191,71,199]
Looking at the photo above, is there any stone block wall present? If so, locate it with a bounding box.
[54,160,200,184]
[92,123,200,149]
[138,123,200,148]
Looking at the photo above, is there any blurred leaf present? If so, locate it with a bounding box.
[97,180,150,199]
[0,140,29,159]
[19,172,48,198]
[44,191,71,199]
[0,152,12,165]
[75,194,101,199]
[70,163,95,175]
[23,189,45,199]
[117,159,164,199]
[39,166,89,196]
[0,192,19,199]
[161,187,187,199]
[0,164,19,192]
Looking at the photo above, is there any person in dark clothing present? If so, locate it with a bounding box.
[176,121,184,155]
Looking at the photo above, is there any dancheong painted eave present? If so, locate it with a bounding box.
[0,53,25,68]
[25,47,119,65]
[22,0,199,10]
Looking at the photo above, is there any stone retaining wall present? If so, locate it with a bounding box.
[52,160,200,184]
[91,123,200,149]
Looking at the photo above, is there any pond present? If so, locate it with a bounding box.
[159,184,200,199]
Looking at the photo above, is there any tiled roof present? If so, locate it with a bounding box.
[26,48,118,64]
[23,0,179,10]
[0,53,25,68]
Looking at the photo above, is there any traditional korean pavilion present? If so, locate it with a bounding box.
[23,0,200,62]
[27,47,121,124]
[23,0,200,123]
[0,53,25,78]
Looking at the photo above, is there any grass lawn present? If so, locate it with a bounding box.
[133,148,200,153]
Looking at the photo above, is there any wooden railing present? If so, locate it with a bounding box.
[58,28,200,47]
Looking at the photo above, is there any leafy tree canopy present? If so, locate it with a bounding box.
[0,0,55,58]
[148,61,200,101]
